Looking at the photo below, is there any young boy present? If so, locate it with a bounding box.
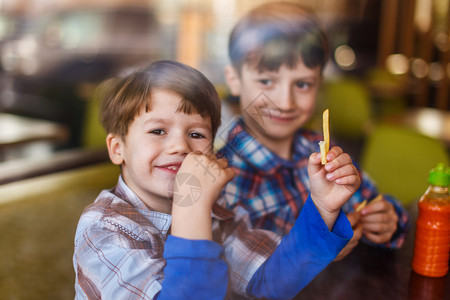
[220,2,409,259]
[73,60,360,299]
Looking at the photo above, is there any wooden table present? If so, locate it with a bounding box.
[0,113,69,160]
[0,113,69,148]
[383,107,450,148]
[294,203,450,300]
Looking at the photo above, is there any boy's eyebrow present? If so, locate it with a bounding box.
[253,72,319,81]
[143,117,212,131]
[143,117,168,125]
[187,121,212,131]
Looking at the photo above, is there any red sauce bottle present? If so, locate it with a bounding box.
[411,163,450,277]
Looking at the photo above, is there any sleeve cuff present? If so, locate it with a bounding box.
[303,195,353,243]
[164,235,224,259]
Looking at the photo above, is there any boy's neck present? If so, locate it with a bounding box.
[244,121,294,160]
[260,135,294,160]
[144,198,172,215]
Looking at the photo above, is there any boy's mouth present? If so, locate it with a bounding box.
[267,114,297,122]
[259,110,298,122]
[157,162,182,174]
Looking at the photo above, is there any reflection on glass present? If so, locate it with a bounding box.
[334,45,356,71]
[386,53,409,75]
[411,58,428,79]
[429,62,444,82]
[414,0,432,32]
[416,109,443,139]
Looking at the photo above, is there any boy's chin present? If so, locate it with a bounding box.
[258,126,297,141]
[166,181,175,199]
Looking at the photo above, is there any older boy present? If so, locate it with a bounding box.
[74,60,359,299]
[220,2,408,259]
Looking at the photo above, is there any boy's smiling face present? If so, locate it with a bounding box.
[226,60,321,159]
[107,89,213,213]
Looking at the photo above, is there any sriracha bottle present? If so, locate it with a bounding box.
[411,163,450,277]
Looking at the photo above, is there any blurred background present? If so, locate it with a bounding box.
[0,0,449,299]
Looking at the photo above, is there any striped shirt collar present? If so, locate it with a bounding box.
[114,175,172,235]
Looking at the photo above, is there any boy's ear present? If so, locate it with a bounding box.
[224,65,242,96]
[106,133,124,165]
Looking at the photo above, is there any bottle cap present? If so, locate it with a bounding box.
[428,163,450,187]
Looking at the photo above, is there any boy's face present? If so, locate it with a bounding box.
[226,60,321,150]
[107,89,213,212]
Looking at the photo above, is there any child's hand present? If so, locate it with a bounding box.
[171,151,234,240]
[174,151,234,210]
[359,197,398,244]
[308,146,361,230]
[334,212,362,261]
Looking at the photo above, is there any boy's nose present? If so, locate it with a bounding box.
[166,135,192,155]
[275,86,295,111]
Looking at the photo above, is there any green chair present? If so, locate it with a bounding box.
[360,124,449,205]
[81,85,107,149]
[320,78,373,140]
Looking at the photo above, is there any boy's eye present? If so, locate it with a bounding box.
[295,81,312,90]
[149,129,166,135]
[190,132,206,139]
[258,79,272,86]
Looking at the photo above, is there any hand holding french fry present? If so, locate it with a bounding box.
[309,109,361,229]
[356,195,399,244]
[308,145,361,230]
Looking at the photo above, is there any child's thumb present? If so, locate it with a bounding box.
[308,152,324,175]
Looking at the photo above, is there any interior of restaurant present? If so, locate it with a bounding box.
[0,0,449,299]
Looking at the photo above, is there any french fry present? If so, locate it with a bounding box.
[371,194,383,203]
[355,195,383,213]
[319,141,326,164]
[319,109,329,165]
[355,199,367,212]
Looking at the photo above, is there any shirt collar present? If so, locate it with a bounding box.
[224,117,306,174]
[114,176,172,234]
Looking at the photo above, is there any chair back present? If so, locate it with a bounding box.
[360,124,449,205]
[320,79,373,139]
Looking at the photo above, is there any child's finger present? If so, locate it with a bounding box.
[325,146,343,162]
[189,150,203,157]
[361,199,394,215]
[223,167,235,182]
[216,157,229,169]
[361,212,393,225]
[363,231,391,244]
[324,153,352,173]
[346,212,361,227]
[334,174,360,185]
[325,164,357,181]
[353,223,363,240]
[308,152,324,174]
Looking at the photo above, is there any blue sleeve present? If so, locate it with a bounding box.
[157,236,229,300]
[247,195,353,300]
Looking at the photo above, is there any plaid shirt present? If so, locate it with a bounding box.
[218,118,409,248]
[74,176,281,299]
[74,175,351,299]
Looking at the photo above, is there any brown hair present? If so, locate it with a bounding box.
[228,1,329,74]
[100,60,222,140]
